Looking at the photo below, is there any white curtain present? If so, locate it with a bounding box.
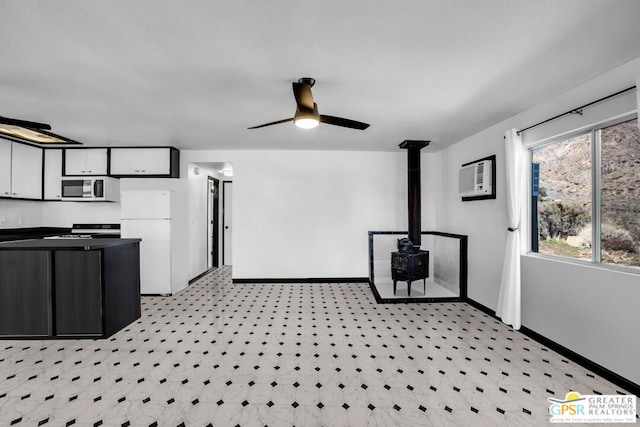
[496,129,526,330]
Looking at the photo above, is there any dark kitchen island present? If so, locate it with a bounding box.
[0,238,141,339]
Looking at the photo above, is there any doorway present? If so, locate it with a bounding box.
[207,176,220,269]
[222,181,232,265]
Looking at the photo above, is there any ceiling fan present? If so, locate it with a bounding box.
[0,115,80,144]
[248,77,370,131]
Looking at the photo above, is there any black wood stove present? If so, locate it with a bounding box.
[391,140,430,296]
[391,247,429,296]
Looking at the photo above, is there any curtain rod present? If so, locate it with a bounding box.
[517,85,636,135]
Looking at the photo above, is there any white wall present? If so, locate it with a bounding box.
[40,201,121,227]
[0,199,121,229]
[421,154,439,231]
[522,256,640,385]
[0,199,43,228]
[3,144,433,286]
[435,135,507,307]
[435,55,640,385]
[181,149,414,281]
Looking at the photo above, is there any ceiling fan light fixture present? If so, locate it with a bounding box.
[294,117,320,129]
[294,102,320,129]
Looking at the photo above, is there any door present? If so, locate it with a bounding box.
[122,219,171,294]
[207,177,220,268]
[223,181,232,265]
[121,190,171,219]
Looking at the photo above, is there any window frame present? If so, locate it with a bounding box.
[526,112,639,273]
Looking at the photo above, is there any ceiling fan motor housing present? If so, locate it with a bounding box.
[298,77,315,87]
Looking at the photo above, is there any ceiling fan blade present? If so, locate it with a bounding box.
[320,115,370,130]
[0,116,52,130]
[248,117,294,129]
[292,82,315,112]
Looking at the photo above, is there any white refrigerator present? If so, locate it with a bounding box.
[121,190,173,295]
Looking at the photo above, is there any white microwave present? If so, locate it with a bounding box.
[60,177,120,202]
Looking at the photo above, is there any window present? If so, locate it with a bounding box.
[530,116,640,268]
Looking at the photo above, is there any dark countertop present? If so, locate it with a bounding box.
[0,238,141,251]
[0,227,71,242]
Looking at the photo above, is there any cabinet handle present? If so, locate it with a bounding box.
[3,191,9,195]
[12,192,17,195]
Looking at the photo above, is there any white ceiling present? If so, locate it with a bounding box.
[2,0,640,153]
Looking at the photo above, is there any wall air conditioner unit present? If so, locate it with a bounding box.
[458,159,493,198]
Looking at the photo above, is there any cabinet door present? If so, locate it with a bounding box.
[11,142,43,199]
[84,148,108,175]
[102,244,141,337]
[54,250,103,335]
[44,149,63,199]
[0,251,51,337]
[64,149,87,175]
[110,148,171,175]
[64,148,108,175]
[0,142,11,197]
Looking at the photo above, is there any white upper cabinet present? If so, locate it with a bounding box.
[0,142,11,197]
[64,148,108,175]
[8,142,43,200]
[110,147,179,177]
[44,149,63,200]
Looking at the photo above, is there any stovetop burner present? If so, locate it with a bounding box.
[71,223,120,237]
[42,224,121,240]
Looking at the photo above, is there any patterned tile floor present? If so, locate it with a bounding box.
[0,266,636,426]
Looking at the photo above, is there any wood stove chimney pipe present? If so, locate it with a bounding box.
[399,140,430,247]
